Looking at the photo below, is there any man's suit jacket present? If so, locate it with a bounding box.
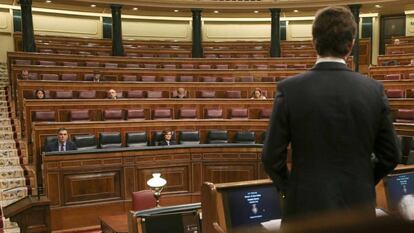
[158,140,177,146]
[44,140,77,152]
[262,62,400,221]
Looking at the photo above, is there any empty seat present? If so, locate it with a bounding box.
[261,77,276,82]
[126,132,148,147]
[293,64,307,69]
[147,91,163,98]
[260,108,272,118]
[272,64,288,69]
[221,77,235,82]
[252,54,265,58]
[99,132,122,149]
[205,54,218,58]
[216,64,229,69]
[103,109,124,120]
[143,64,157,69]
[385,89,404,98]
[97,52,110,56]
[15,60,31,65]
[33,111,55,122]
[230,108,248,119]
[163,64,176,69]
[73,135,97,150]
[63,61,78,67]
[61,74,77,81]
[41,74,59,80]
[396,109,414,123]
[255,64,268,70]
[201,76,217,82]
[83,74,95,81]
[55,91,73,99]
[218,54,231,58]
[207,130,228,144]
[86,62,100,67]
[142,54,155,58]
[153,109,172,119]
[78,90,96,99]
[158,54,171,58]
[409,73,414,79]
[179,76,194,82]
[181,64,195,69]
[127,90,145,98]
[199,64,212,69]
[407,89,414,98]
[205,109,223,119]
[179,108,197,119]
[104,63,118,68]
[69,110,90,121]
[141,76,156,82]
[234,131,256,144]
[235,64,249,69]
[126,64,140,68]
[385,74,401,80]
[127,109,145,120]
[57,50,71,55]
[226,91,241,98]
[239,76,254,82]
[161,76,176,82]
[122,75,138,81]
[179,131,200,145]
[199,90,216,98]
[39,61,56,66]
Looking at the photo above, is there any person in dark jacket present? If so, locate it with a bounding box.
[44,127,77,152]
[262,6,400,226]
[158,129,177,146]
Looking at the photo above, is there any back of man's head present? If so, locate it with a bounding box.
[312,6,357,58]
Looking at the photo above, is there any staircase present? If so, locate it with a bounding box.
[0,63,29,233]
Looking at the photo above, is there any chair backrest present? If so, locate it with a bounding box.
[230,108,248,119]
[99,132,122,149]
[127,109,145,120]
[126,132,148,147]
[147,91,163,98]
[180,75,194,82]
[179,108,197,119]
[143,63,157,68]
[238,76,254,82]
[272,64,288,69]
[216,64,229,69]
[39,60,56,66]
[409,73,414,80]
[385,74,401,80]
[34,111,56,122]
[163,64,176,69]
[161,76,176,82]
[201,76,218,82]
[55,91,73,99]
[181,64,194,69]
[226,91,241,98]
[255,64,268,70]
[123,75,138,81]
[105,63,118,68]
[153,109,172,119]
[180,131,200,145]
[131,190,157,211]
[260,108,272,118]
[396,109,414,123]
[199,90,216,98]
[126,64,140,68]
[293,64,307,69]
[385,89,404,98]
[83,74,95,81]
[235,64,249,69]
[78,90,96,99]
[205,109,223,119]
[221,77,235,82]
[41,74,59,80]
[73,134,97,150]
[141,75,156,82]
[86,62,100,67]
[103,109,124,120]
[70,110,90,121]
[234,131,256,144]
[61,74,77,81]
[127,90,145,98]
[207,130,228,144]
[199,64,212,69]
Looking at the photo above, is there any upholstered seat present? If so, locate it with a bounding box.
[293,64,307,69]
[63,62,78,67]
[78,90,96,99]
[55,91,73,99]
[61,74,77,81]
[141,75,156,82]
[147,91,163,98]
[83,74,95,81]
[99,132,122,148]
[153,109,172,119]
[221,77,235,82]
[39,60,56,66]
[199,90,216,98]
[33,111,56,121]
[179,76,194,82]
[73,135,97,150]
[125,64,140,68]
[126,132,148,147]
[103,109,124,120]
[396,109,414,123]
[122,75,138,81]
[127,90,145,98]
[199,64,212,69]
[86,62,100,67]
[255,64,268,70]
[41,74,59,80]
[181,64,194,69]
[385,74,402,80]
[104,63,118,68]
[235,64,249,69]
[260,108,272,118]
[143,64,157,69]
[69,110,90,121]
[179,108,197,119]
[385,89,404,98]
[131,190,157,211]
[271,64,288,69]
[180,131,200,145]
[161,76,176,82]
[205,109,223,119]
[201,76,218,82]
[215,64,229,69]
[234,131,256,144]
[127,109,145,120]
[207,130,228,144]
[226,91,241,98]
[238,76,254,82]
[230,108,248,119]
[163,64,176,69]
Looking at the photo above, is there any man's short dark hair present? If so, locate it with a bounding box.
[57,127,67,134]
[312,6,357,57]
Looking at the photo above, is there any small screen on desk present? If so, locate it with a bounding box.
[384,169,414,220]
[223,184,282,233]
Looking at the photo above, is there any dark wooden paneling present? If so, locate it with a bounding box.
[203,163,257,184]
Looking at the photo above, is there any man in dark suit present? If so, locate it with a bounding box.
[262,6,400,225]
[44,127,77,152]
[158,130,177,146]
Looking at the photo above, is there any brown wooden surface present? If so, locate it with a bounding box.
[377,54,414,66]
[368,65,414,80]
[386,44,414,55]
[42,144,266,230]
[100,214,128,233]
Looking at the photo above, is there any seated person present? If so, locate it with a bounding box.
[159,130,177,146]
[20,70,29,79]
[394,38,401,45]
[93,73,101,82]
[250,88,267,100]
[44,128,77,152]
[107,89,119,99]
[174,87,188,98]
[35,89,46,99]
[409,58,414,66]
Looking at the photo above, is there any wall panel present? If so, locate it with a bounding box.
[122,18,191,40]
[204,21,270,41]
[287,20,312,40]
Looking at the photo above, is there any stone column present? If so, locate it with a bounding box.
[111,4,124,56]
[19,0,36,52]
[192,9,203,58]
[349,4,361,72]
[270,8,281,57]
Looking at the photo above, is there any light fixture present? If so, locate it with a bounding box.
[133,7,138,11]
[147,173,167,207]
[254,10,259,14]
[45,0,52,3]
[293,9,299,13]
[90,4,96,8]
[174,9,179,12]
[375,5,382,8]
[214,10,219,14]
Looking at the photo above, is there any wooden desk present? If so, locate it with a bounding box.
[100,214,128,233]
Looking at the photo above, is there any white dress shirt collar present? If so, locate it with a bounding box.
[316,56,346,65]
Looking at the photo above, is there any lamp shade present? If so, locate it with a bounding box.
[147,173,167,188]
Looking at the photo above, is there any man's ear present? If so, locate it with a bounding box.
[345,39,355,59]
